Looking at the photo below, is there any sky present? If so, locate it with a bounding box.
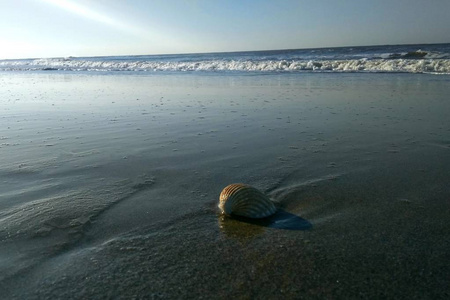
[0,0,449,59]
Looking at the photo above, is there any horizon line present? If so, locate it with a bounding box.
[1,41,449,61]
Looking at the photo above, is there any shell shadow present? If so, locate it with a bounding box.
[267,209,312,230]
[224,209,312,231]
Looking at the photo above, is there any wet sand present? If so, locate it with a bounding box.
[0,72,449,299]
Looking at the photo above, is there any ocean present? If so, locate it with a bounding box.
[1,44,449,299]
[1,43,450,74]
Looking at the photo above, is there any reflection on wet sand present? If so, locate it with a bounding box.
[218,210,312,239]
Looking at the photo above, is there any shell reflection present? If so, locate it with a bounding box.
[218,214,266,240]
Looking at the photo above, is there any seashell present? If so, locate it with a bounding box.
[219,183,276,219]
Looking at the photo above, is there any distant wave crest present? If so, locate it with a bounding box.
[1,57,450,74]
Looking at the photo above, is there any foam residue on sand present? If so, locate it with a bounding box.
[0,173,154,281]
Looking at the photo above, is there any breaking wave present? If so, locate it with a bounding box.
[1,57,450,74]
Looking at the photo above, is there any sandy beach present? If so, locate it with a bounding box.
[1,71,449,299]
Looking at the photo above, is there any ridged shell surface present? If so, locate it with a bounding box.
[219,183,276,219]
